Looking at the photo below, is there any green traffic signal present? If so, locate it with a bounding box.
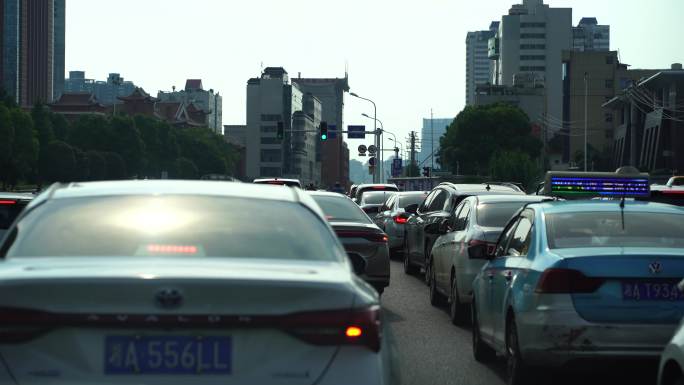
[320,122,328,141]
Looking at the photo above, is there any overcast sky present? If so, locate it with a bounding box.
[66,0,683,160]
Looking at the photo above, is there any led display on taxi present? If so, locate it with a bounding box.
[543,171,650,198]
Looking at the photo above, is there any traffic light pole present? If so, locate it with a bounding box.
[350,93,379,183]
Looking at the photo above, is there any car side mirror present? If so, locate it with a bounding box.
[468,244,493,260]
[404,204,419,214]
[438,218,453,234]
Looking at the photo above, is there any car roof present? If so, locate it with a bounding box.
[531,200,684,215]
[0,192,35,201]
[472,194,551,204]
[395,191,429,196]
[439,183,521,193]
[355,184,398,189]
[308,191,353,199]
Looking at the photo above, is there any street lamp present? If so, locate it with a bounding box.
[350,92,379,183]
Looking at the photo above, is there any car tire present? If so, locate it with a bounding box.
[472,302,496,363]
[449,277,468,325]
[429,259,446,306]
[403,252,416,275]
[506,315,534,385]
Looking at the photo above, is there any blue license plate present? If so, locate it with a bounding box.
[622,282,684,301]
[105,336,232,375]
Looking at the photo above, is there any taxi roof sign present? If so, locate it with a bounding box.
[543,171,650,198]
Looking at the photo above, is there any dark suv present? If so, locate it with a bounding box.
[402,183,523,281]
[0,193,34,240]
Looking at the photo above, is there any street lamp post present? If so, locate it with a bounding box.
[351,92,379,183]
[362,113,393,181]
[584,72,589,172]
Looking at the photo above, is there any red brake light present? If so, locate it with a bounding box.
[146,244,198,254]
[662,190,684,195]
[372,186,389,190]
[536,269,605,294]
[0,200,17,205]
[393,215,408,224]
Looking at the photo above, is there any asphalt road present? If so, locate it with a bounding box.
[382,259,660,385]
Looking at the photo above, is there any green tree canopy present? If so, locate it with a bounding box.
[489,151,541,192]
[439,103,542,175]
[42,141,77,183]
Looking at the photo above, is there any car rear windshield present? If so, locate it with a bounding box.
[360,191,395,205]
[637,191,684,207]
[546,211,684,249]
[0,201,27,230]
[399,194,428,208]
[311,195,371,224]
[476,202,530,228]
[6,196,342,261]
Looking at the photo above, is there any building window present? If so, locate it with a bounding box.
[605,79,614,89]
[260,114,281,122]
[260,149,282,162]
[520,66,546,72]
[260,167,282,177]
[260,125,277,133]
[520,55,545,61]
[520,33,546,39]
[520,44,546,50]
[520,22,546,28]
[605,113,613,123]
[260,137,281,145]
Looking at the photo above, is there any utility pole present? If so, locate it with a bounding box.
[430,109,434,175]
[409,131,417,177]
[584,72,589,172]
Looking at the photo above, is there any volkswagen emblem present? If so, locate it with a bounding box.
[155,288,183,309]
[649,262,662,275]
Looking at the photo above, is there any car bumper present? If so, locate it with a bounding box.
[517,296,676,367]
[317,346,387,385]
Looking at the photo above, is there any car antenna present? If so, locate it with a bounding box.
[619,194,626,231]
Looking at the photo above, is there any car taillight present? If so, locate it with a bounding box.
[0,200,16,205]
[336,231,388,243]
[468,239,496,256]
[393,215,409,224]
[0,307,52,343]
[536,269,605,294]
[282,306,382,352]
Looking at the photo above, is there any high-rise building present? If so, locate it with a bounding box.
[573,17,610,52]
[158,79,223,135]
[64,71,136,106]
[0,0,65,105]
[489,0,572,127]
[292,75,350,188]
[418,118,453,169]
[465,22,498,106]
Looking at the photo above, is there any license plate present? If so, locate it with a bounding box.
[105,336,232,375]
[622,282,684,301]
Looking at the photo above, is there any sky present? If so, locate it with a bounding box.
[66,0,683,161]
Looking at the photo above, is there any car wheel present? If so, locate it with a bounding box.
[449,277,468,325]
[506,315,533,385]
[403,252,416,275]
[429,260,446,306]
[472,302,496,363]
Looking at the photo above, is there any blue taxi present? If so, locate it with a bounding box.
[470,171,684,385]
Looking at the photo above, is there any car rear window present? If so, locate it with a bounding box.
[311,195,371,224]
[546,211,684,249]
[6,196,342,261]
[476,202,530,228]
[360,191,395,205]
[0,201,27,230]
[398,194,428,208]
[637,191,684,207]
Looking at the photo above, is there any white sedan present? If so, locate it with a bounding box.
[0,180,386,385]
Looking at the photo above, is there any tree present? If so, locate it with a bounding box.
[174,157,199,179]
[51,113,69,141]
[42,141,77,183]
[110,115,144,177]
[87,151,107,181]
[439,103,542,175]
[489,151,541,192]
[103,152,127,180]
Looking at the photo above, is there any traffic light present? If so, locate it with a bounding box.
[320,122,328,141]
[422,167,431,177]
[277,122,284,141]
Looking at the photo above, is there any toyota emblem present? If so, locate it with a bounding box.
[649,262,662,275]
[155,288,183,309]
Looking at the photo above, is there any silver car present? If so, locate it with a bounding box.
[373,191,429,256]
[428,195,550,324]
[0,181,386,385]
[309,192,391,295]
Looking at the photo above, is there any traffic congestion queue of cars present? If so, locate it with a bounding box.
[0,180,388,385]
[366,171,684,385]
